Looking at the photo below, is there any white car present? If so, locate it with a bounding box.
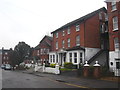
[4,64,11,70]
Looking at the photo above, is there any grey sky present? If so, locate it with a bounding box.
[0,0,106,49]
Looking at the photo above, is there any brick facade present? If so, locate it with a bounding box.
[106,1,120,76]
[2,48,13,65]
[49,7,108,67]
[32,35,52,64]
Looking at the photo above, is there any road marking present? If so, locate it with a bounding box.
[64,82,88,88]
[46,77,89,88]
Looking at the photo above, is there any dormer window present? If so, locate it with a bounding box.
[111,2,117,11]
[76,24,80,31]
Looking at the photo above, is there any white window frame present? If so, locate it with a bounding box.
[56,32,58,38]
[113,16,118,31]
[111,2,117,11]
[76,24,80,31]
[74,52,77,63]
[67,38,70,47]
[3,56,6,60]
[53,55,55,63]
[62,30,65,36]
[37,50,40,56]
[80,52,83,64]
[67,27,70,34]
[76,35,80,46]
[114,37,119,51]
[41,49,43,54]
[62,40,65,48]
[69,53,72,63]
[56,41,58,50]
[5,52,8,55]
[50,55,52,63]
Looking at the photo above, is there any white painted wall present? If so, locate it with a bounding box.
[85,47,100,61]
[109,51,120,71]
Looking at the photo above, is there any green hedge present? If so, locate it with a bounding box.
[50,64,56,68]
[64,62,73,69]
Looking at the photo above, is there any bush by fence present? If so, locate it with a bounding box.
[64,62,73,69]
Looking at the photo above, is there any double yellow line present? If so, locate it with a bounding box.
[47,77,89,88]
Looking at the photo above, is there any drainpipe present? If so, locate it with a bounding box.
[84,20,86,64]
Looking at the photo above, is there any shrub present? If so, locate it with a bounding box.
[64,62,73,69]
[18,64,26,70]
[101,66,114,77]
[50,64,56,68]
[60,68,72,71]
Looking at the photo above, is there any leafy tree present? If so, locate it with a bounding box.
[14,42,31,64]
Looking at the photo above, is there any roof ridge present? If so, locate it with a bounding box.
[51,7,106,33]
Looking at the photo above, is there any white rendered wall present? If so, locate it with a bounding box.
[85,48,100,61]
[109,51,120,72]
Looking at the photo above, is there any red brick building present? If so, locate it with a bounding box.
[106,0,120,75]
[2,48,13,65]
[49,7,108,68]
[32,35,52,64]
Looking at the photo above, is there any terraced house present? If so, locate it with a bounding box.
[32,35,53,64]
[2,48,13,65]
[49,7,109,68]
[106,0,120,75]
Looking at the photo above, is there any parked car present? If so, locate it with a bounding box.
[4,64,12,70]
[1,64,5,69]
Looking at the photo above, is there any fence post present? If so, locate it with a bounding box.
[83,61,90,77]
[43,63,45,72]
[93,61,101,78]
[55,63,60,75]
[34,63,38,72]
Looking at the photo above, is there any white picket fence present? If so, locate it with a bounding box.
[34,63,60,75]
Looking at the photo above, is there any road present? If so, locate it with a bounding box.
[2,69,120,89]
[2,69,76,88]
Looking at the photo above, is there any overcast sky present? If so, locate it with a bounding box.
[0,0,106,49]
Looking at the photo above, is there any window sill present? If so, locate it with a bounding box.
[113,29,118,32]
[76,30,80,32]
[111,9,117,12]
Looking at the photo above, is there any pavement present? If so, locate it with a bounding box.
[20,69,120,89]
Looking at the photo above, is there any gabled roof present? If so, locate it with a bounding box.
[51,7,106,34]
[34,35,53,50]
[39,35,53,44]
